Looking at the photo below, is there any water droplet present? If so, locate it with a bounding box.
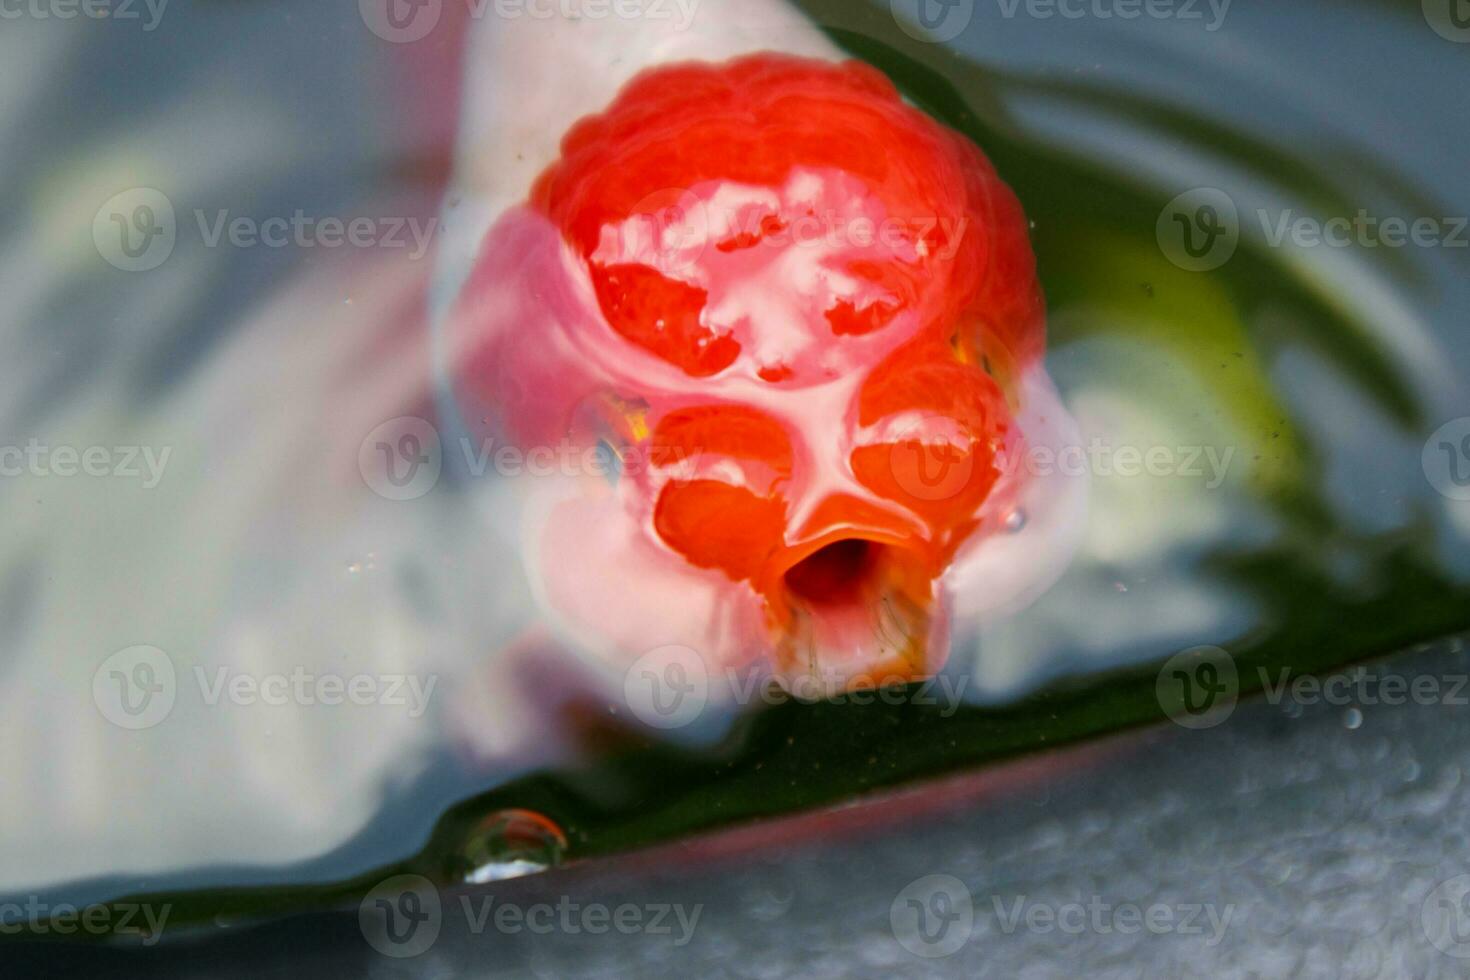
[455,809,568,884]
[1282,699,1304,720]
[1005,509,1027,533]
[1343,707,1363,730]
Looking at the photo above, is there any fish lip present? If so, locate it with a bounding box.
[764,493,935,591]
[759,526,945,687]
[766,526,923,589]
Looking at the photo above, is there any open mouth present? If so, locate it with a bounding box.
[783,538,883,609]
[768,535,942,688]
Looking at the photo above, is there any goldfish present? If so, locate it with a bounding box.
[0,0,1086,891]
[437,1,1088,711]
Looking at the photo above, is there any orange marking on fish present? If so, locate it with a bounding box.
[451,54,1047,691]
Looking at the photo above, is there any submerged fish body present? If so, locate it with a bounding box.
[443,7,1088,702]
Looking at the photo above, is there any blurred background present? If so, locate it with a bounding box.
[2,0,1469,975]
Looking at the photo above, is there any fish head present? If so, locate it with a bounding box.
[448,55,1078,697]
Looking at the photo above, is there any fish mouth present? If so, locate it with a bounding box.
[765,531,945,691]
